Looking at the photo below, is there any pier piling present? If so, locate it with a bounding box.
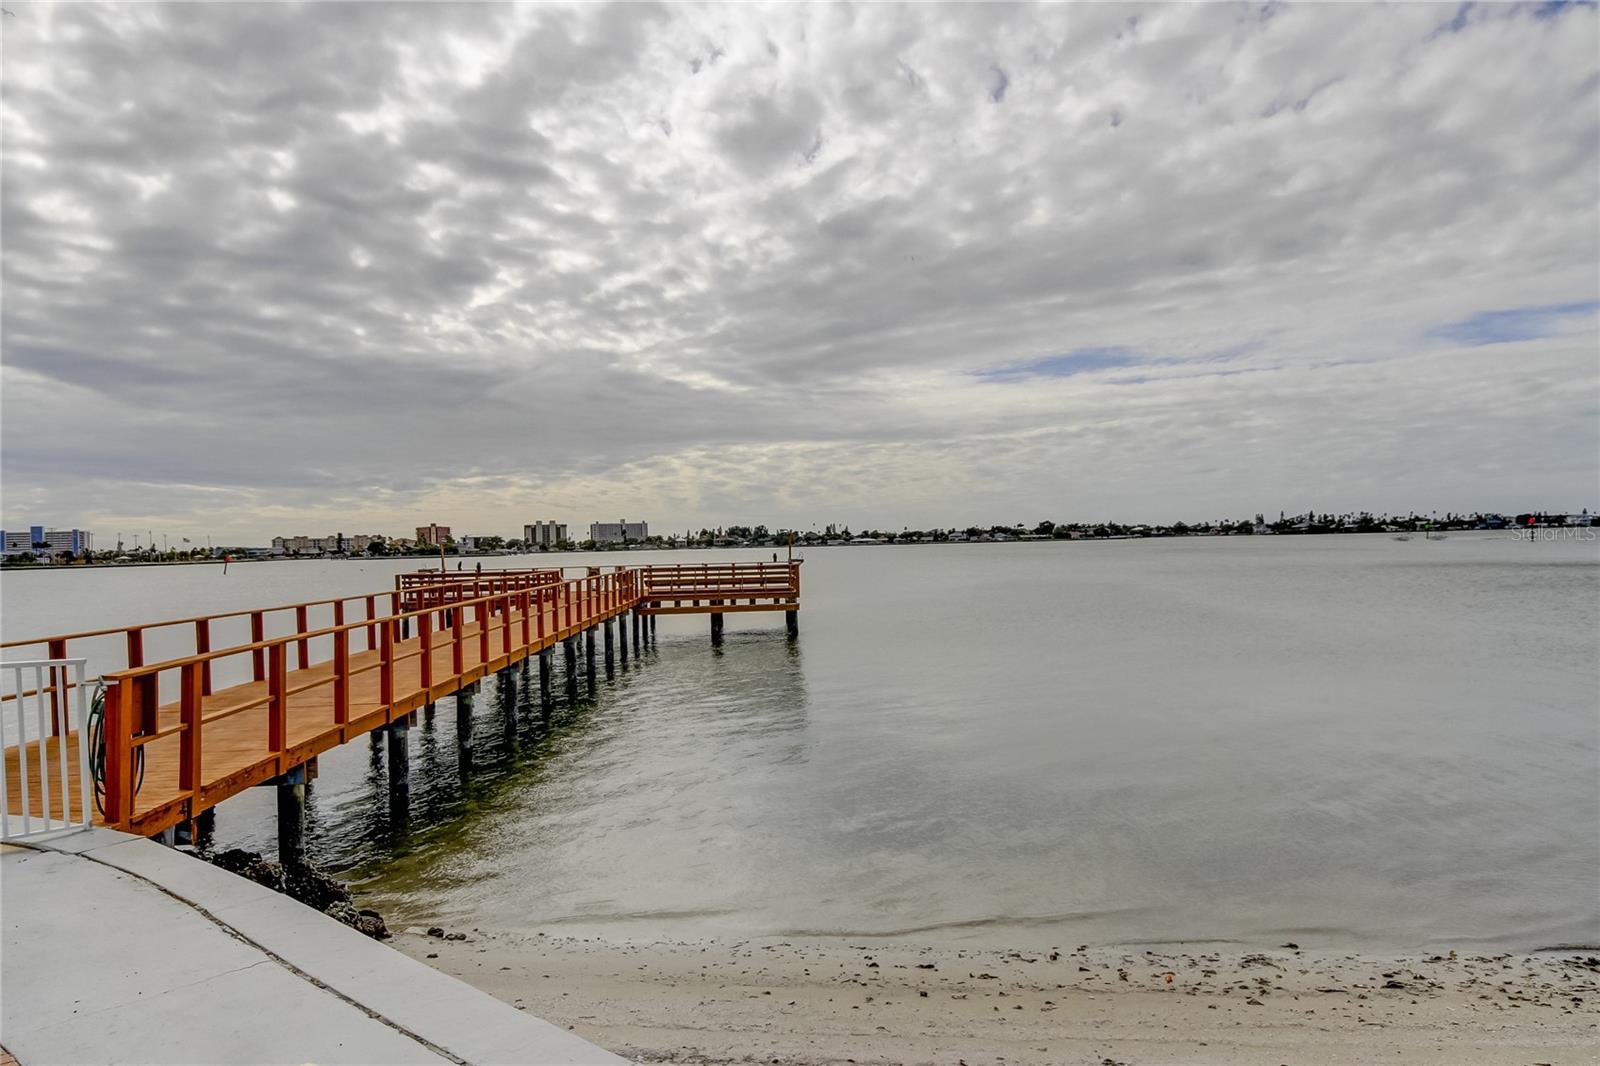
[277,764,306,869]
[710,601,724,645]
[585,626,597,690]
[538,648,553,713]
[603,617,615,679]
[563,637,579,698]
[386,717,410,826]
[786,610,798,638]
[455,688,475,774]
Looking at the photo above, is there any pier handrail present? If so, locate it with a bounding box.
[638,561,801,599]
[0,568,630,709]
[99,572,637,681]
[89,568,640,829]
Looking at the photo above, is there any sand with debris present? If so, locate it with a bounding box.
[394,926,1599,1064]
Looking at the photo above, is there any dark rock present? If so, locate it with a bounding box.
[427,926,446,938]
[211,848,284,892]
[206,848,388,941]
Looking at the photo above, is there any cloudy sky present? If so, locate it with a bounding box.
[2,1,1596,542]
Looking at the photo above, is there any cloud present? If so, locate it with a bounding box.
[1,1,1597,541]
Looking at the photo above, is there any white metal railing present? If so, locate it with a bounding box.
[1,658,93,840]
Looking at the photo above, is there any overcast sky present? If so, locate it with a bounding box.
[2,2,1596,543]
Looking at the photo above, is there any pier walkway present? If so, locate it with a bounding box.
[2,561,801,842]
[1,829,622,1064]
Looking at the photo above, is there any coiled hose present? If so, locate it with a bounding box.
[86,680,144,815]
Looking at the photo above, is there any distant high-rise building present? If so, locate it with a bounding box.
[416,524,452,546]
[589,519,648,545]
[1,526,93,556]
[524,521,567,548]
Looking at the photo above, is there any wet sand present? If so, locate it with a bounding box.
[393,927,1599,1064]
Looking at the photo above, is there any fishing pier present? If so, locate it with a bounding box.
[0,560,801,861]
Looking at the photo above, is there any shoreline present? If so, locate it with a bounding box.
[392,926,1599,1064]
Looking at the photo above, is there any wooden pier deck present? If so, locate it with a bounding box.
[3,561,800,840]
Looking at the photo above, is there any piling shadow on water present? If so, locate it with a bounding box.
[290,629,807,886]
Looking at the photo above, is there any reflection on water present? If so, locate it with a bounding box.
[212,626,810,931]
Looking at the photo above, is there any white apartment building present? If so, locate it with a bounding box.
[524,521,568,548]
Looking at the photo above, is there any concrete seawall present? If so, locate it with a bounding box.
[1,829,624,1065]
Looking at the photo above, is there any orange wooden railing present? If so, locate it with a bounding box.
[394,568,564,611]
[89,568,642,830]
[638,562,801,598]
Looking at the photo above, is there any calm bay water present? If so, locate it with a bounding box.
[4,535,1597,950]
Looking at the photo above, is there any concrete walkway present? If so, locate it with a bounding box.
[1,830,625,1065]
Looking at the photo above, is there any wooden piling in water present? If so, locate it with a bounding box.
[456,687,474,774]
[538,648,553,712]
[277,764,306,869]
[603,617,615,679]
[710,601,724,645]
[585,626,597,690]
[563,637,578,697]
[386,716,410,825]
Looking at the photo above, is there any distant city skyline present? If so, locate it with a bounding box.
[5,502,1595,553]
[1,4,1595,540]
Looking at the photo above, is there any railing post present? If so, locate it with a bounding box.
[333,626,350,725]
[502,594,513,657]
[194,619,213,695]
[268,643,287,754]
[127,628,145,672]
[295,605,310,669]
[452,604,465,676]
[366,595,378,650]
[250,612,265,682]
[537,587,547,641]
[520,591,531,648]
[179,662,203,812]
[102,679,133,827]
[477,600,490,665]
[420,612,433,691]
[380,622,394,709]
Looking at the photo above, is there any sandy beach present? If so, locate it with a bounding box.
[393,927,1599,1064]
